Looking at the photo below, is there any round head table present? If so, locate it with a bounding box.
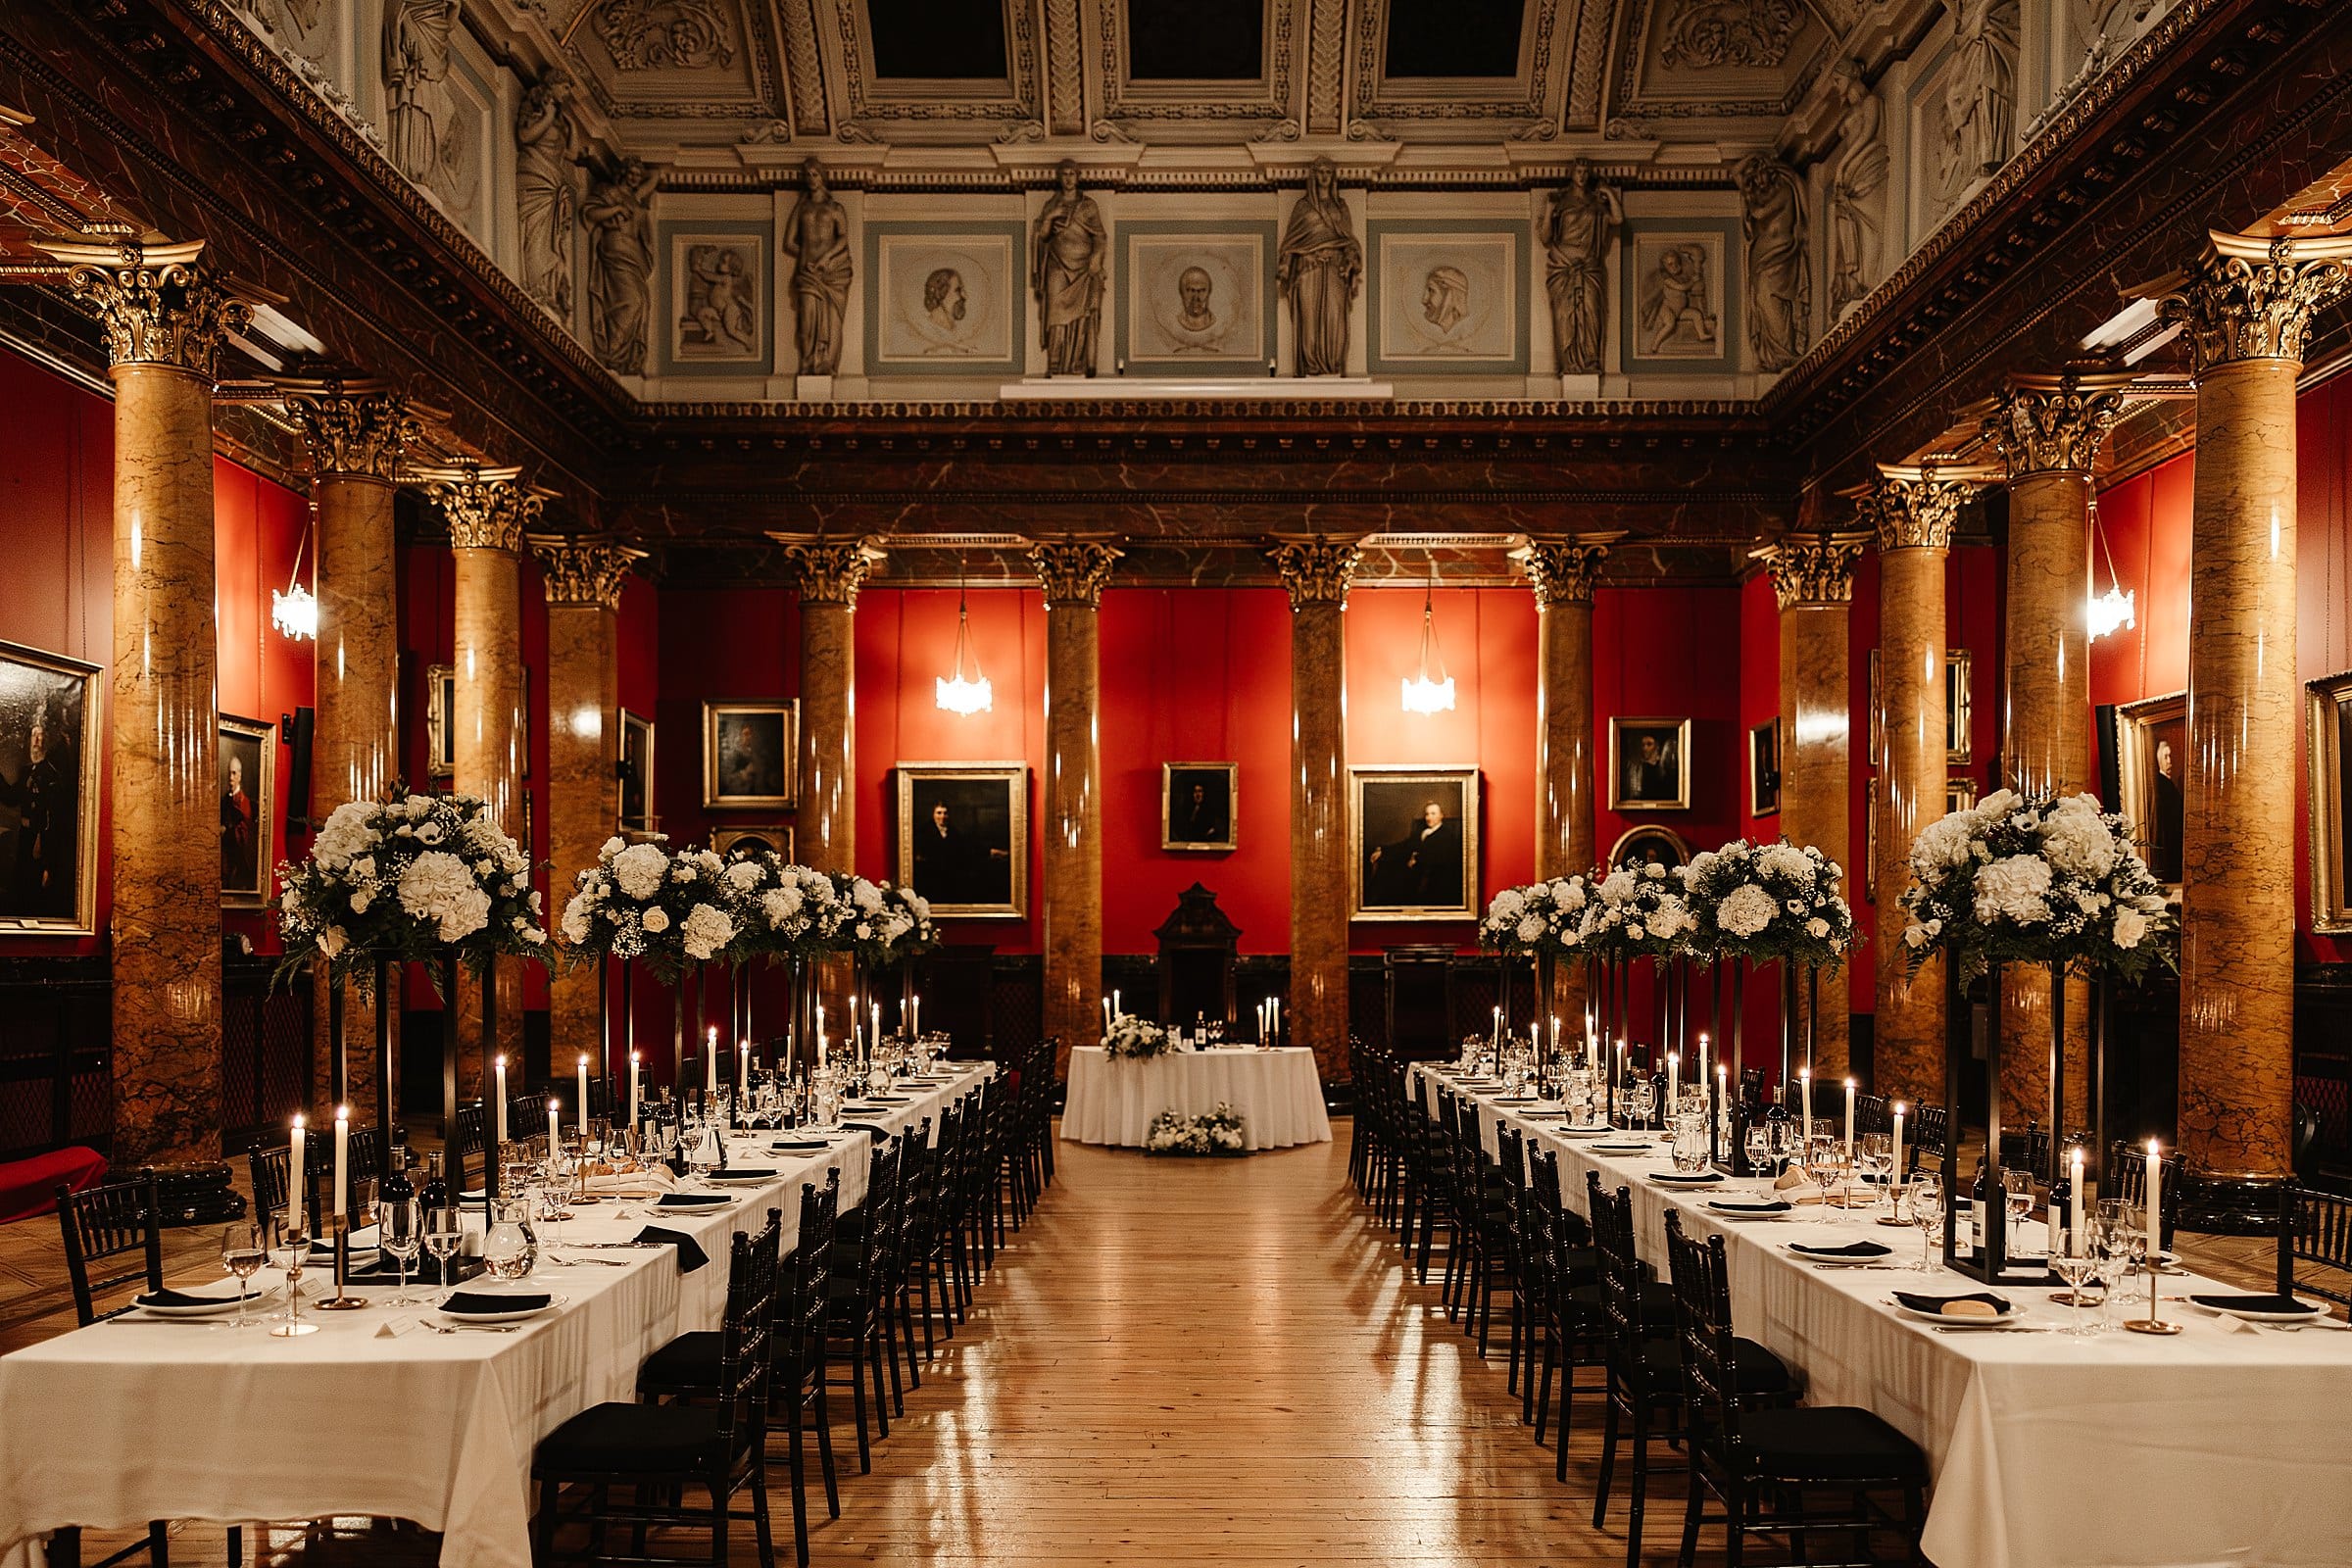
[1060,1046,1332,1151]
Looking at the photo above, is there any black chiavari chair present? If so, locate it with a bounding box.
[2277,1184,2352,1315]
[774,1174,843,1567]
[826,1131,902,1473]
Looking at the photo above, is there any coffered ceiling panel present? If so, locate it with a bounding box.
[571,0,786,121]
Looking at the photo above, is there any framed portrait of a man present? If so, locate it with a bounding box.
[219,714,275,909]
[425,663,456,780]
[1350,766,1480,921]
[0,640,99,934]
[617,710,656,837]
[897,763,1027,918]
[1748,718,1781,817]
[702,701,797,810]
[2115,690,2185,892]
[1162,762,1238,852]
[1609,717,1691,810]
[711,825,793,861]
[2310,671,2352,933]
[1609,825,1690,872]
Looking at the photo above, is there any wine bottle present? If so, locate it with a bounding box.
[1968,1157,1989,1260]
[380,1132,415,1211]
[2046,1162,2072,1259]
[418,1151,453,1231]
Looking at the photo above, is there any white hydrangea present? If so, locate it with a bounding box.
[311,802,381,870]
[723,860,764,892]
[1598,870,1638,903]
[2039,794,2120,878]
[852,879,885,913]
[1757,843,1813,883]
[1515,913,1545,945]
[1910,809,1980,875]
[1716,883,1778,938]
[612,843,670,901]
[561,891,594,945]
[1972,854,2053,926]
[1491,887,1526,920]
[396,851,491,943]
[680,903,736,961]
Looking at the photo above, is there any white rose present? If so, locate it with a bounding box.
[349,891,371,914]
[2113,906,2148,950]
[1515,913,1545,945]
[1806,917,1830,939]
[601,836,626,859]
[642,906,670,933]
[724,861,763,891]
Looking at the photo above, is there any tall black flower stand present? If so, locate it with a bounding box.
[1938,958,2054,1286]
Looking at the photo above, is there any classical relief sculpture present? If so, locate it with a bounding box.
[514,76,579,320]
[1739,154,1811,372]
[592,0,737,71]
[381,0,456,184]
[582,160,658,375]
[1828,62,1888,315]
[1659,0,1805,70]
[784,160,853,377]
[1031,160,1106,377]
[1944,0,2021,183]
[1543,161,1620,376]
[1276,158,1361,377]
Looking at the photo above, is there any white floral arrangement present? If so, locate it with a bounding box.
[1102,1012,1172,1060]
[1899,788,2176,983]
[1683,839,1857,968]
[1578,861,1697,960]
[723,854,849,960]
[1478,875,1591,957]
[275,793,546,989]
[829,871,940,967]
[1145,1103,1247,1155]
[559,835,742,980]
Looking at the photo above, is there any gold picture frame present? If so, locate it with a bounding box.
[711,824,794,860]
[617,709,656,836]
[1608,824,1691,871]
[1161,761,1239,852]
[1946,776,1979,816]
[1867,649,1883,770]
[2114,690,2186,893]
[1748,718,1781,817]
[1608,716,1692,811]
[2308,671,2352,933]
[1946,649,1974,766]
[1864,775,1879,904]
[896,763,1028,918]
[218,713,276,910]
[0,639,102,935]
[425,662,456,780]
[702,700,798,810]
[1350,765,1481,921]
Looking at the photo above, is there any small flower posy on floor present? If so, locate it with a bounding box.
[1145,1103,1247,1155]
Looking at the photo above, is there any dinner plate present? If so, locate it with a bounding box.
[128,1283,277,1317]
[2188,1294,2326,1322]
[1889,1299,2018,1329]
[706,1169,778,1186]
[1788,1241,1892,1266]
[1588,1143,1654,1156]
[1561,1125,1625,1139]
[1706,1200,1791,1220]
[1650,1170,1724,1186]
[436,1290,565,1325]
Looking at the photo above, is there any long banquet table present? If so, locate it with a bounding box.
[1061,1045,1331,1151]
[1411,1064,2352,1568]
[0,1062,994,1568]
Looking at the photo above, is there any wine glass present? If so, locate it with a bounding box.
[378,1195,422,1305]
[1909,1173,1942,1272]
[270,1220,316,1338]
[1806,1137,1844,1221]
[1744,1124,1772,1175]
[1628,1078,1655,1132]
[2051,1244,2098,1335]
[1859,1133,1894,1211]
[2002,1170,2036,1252]
[423,1214,463,1293]
[220,1222,268,1329]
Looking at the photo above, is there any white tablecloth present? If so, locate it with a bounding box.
[1061,1047,1331,1151]
[1411,1065,2352,1568]
[0,1064,994,1568]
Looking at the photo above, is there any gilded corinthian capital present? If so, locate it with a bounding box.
[1027,539,1122,608]
[1512,535,1621,608]
[418,463,542,553]
[1751,531,1873,610]
[34,238,252,378]
[2155,229,2352,374]
[530,534,647,611]
[280,378,421,482]
[1866,464,1996,553]
[770,534,883,606]
[1982,372,2135,480]
[1264,535,1361,609]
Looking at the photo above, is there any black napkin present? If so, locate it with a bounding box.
[1653,1171,1724,1184]
[632,1226,710,1274]
[2189,1293,2317,1314]
[131,1287,235,1309]
[711,1167,777,1180]
[1892,1290,2010,1315]
[441,1290,551,1315]
[844,1120,892,1135]
[771,1141,832,1152]
[1709,1199,1793,1213]
[1791,1240,1892,1257]
[655,1193,730,1208]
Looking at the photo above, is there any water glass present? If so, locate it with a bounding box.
[1744,1125,1772,1174]
[1670,1112,1709,1173]
[379,1196,423,1305]
[220,1222,269,1329]
[1909,1174,1942,1271]
[423,1217,463,1291]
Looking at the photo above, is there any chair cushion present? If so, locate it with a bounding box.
[1638,1334,1794,1396]
[538,1400,732,1475]
[1733,1406,1927,1484]
[636,1330,723,1391]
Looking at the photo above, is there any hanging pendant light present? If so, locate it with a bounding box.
[271,498,318,642]
[2085,491,2135,642]
[1400,575,1455,714]
[935,564,993,715]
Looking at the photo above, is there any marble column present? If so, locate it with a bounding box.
[1515,535,1613,1032]
[2157,230,2352,1181]
[531,536,645,1080]
[282,379,418,1127]
[777,536,881,1036]
[41,241,248,1166]
[1030,540,1121,1068]
[1870,466,1990,1105]
[1754,532,1871,1078]
[1983,373,2132,1140]
[430,464,540,1090]
[1267,536,1360,1084]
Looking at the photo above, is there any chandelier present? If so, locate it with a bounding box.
[935,570,992,715]
[2086,492,2134,642]
[271,500,318,642]
[1400,576,1455,714]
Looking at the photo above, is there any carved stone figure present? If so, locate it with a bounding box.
[1828,62,1888,315]
[784,160,853,377]
[1543,161,1620,375]
[514,76,579,319]
[582,160,659,375]
[680,244,757,357]
[1944,0,2020,182]
[1739,154,1811,372]
[593,0,737,71]
[381,0,457,184]
[1276,158,1361,377]
[1640,245,1718,356]
[1030,160,1106,377]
